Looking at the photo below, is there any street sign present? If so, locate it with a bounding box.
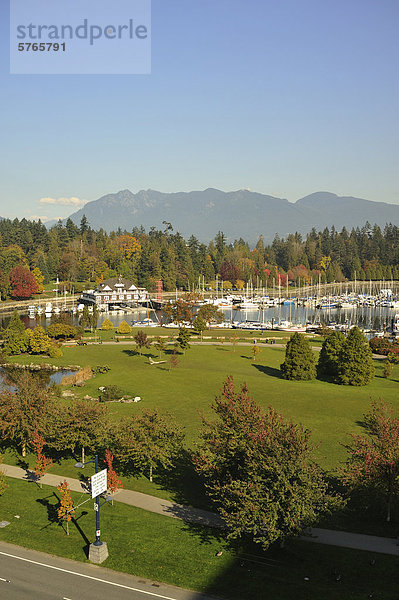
[94,503,98,512]
[96,529,100,537]
[91,469,107,499]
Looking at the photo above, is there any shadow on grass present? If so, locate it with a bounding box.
[153,450,211,510]
[122,349,138,357]
[36,492,59,529]
[252,364,283,379]
[71,512,91,555]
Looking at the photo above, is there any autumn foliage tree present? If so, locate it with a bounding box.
[32,432,53,488]
[195,377,341,549]
[105,448,123,504]
[164,299,194,325]
[57,480,75,536]
[0,372,54,457]
[9,265,39,299]
[342,400,399,522]
[134,330,151,355]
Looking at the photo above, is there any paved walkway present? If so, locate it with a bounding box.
[3,464,399,556]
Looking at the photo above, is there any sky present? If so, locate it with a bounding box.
[0,0,398,222]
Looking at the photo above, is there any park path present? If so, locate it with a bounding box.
[2,464,399,556]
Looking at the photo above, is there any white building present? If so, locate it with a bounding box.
[81,277,148,308]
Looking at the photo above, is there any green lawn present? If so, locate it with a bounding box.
[0,479,397,600]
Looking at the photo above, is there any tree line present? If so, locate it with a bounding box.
[1,216,399,299]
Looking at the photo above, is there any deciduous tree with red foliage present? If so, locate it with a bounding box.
[195,376,341,549]
[0,372,54,457]
[342,400,399,522]
[32,432,53,488]
[104,448,122,504]
[9,266,39,299]
[57,480,75,536]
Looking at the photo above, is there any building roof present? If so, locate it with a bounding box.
[96,277,138,293]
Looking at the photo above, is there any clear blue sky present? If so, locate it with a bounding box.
[1,0,398,221]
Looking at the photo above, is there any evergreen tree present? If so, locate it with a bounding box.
[80,305,91,330]
[79,215,89,235]
[317,330,346,380]
[280,333,316,381]
[177,327,191,354]
[337,327,374,386]
[27,326,52,355]
[2,310,29,355]
[383,360,393,379]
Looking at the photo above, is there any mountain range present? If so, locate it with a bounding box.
[54,189,399,244]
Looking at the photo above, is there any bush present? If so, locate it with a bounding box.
[116,320,131,334]
[48,345,63,358]
[47,323,78,340]
[99,385,122,402]
[101,318,114,330]
[387,349,399,364]
[369,336,396,356]
[92,365,111,374]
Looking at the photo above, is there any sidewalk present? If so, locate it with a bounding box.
[3,464,399,556]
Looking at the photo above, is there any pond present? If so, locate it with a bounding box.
[0,365,77,390]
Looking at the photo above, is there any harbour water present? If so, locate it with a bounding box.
[2,303,397,334]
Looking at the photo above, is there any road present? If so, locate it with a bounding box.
[0,541,217,600]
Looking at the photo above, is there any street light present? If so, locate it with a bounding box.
[74,454,110,564]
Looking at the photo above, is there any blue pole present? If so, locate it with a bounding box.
[93,454,102,547]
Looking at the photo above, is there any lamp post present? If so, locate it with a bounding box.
[75,454,109,563]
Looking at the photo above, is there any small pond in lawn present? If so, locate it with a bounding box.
[0,366,77,390]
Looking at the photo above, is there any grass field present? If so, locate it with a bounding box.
[0,479,397,600]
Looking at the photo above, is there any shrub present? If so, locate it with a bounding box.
[101,318,114,330]
[47,323,78,340]
[99,385,122,402]
[369,336,396,356]
[48,345,63,358]
[116,320,131,334]
[92,365,111,374]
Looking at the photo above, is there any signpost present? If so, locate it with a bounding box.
[75,455,109,564]
[91,469,107,499]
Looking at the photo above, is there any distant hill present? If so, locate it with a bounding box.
[53,189,399,243]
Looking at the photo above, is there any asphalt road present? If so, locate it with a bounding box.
[0,541,216,600]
